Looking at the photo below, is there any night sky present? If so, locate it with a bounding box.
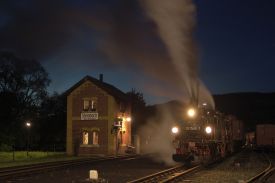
[0,0,274,104]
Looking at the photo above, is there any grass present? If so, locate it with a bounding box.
[0,151,84,168]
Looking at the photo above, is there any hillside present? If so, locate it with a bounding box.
[213,92,275,131]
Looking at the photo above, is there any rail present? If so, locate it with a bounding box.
[246,153,272,183]
[162,165,201,183]
[127,164,201,183]
[0,155,136,180]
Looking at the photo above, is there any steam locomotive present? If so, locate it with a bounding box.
[172,106,243,164]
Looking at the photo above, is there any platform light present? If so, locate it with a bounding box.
[25,120,32,157]
[126,117,131,122]
[205,126,212,134]
[171,126,179,134]
[187,108,196,118]
[26,121,31,127]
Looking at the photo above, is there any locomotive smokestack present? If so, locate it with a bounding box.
[99,74,103,82]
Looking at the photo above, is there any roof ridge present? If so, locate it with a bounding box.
[64,75,129,102]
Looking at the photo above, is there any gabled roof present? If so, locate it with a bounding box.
[65,75,129,102]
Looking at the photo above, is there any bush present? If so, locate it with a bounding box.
[0,143,13,151]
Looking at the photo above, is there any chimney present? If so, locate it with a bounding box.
[99,74,103,82]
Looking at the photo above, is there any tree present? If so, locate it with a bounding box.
[0,52,50,149]
[126,89,146,134]
[37,92,66,151]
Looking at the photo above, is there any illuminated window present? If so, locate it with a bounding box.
[91,100,97,111]
[83,100,90,111]
[92,131,99,145]
[83,98,97,111]
[82,131,89,145]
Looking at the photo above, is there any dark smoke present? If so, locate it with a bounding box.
[0,0,214,106]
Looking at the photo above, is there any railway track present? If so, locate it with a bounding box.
[127,164,201,183]
[128,154,241,183]
[246,153,273,183]
[128,151,274,183]
[0,155,136,181]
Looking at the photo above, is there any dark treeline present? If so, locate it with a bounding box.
[126,89,146,134]
[0,52,66,151]
[214,93,275,132]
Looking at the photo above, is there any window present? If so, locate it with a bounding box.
[82,131,89,145]
[91,100,97,111]
[83,98,97,111]
[82,130,99,145]
[92,131,99,145]
[83,100,90,111]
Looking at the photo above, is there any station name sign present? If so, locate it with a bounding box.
[81,112,98,120]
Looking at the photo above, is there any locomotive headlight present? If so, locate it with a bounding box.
[205,126,212,134]
[171,126,179,134]
[187,108,196,118]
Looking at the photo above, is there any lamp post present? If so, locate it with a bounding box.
[25,121,31,157]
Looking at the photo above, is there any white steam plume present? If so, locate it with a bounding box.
[138,106,178,165]
[137,0,215,165]
[141,0,213,107]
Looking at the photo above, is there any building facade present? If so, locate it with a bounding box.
[66,75,131,156]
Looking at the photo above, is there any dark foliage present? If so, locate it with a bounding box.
[0,51,50,149]
[36,92,66,151]
[127,89,146,134]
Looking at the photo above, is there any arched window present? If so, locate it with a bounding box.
[82,131,89,145]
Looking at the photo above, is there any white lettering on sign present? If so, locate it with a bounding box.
[185,126,200,130]
[81,112,98,120]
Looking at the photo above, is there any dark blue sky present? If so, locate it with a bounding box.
[196,0,275,94]
[0,0,274,104]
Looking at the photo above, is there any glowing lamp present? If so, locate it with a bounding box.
[126,117,131,122]
[26,121,31,127]
[187,108,196,118]
[171,126,179,134]
[205,126,212,134]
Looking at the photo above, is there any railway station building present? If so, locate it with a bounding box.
[66,75,131,156]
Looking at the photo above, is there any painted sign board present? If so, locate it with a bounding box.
[81,112,98,120]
